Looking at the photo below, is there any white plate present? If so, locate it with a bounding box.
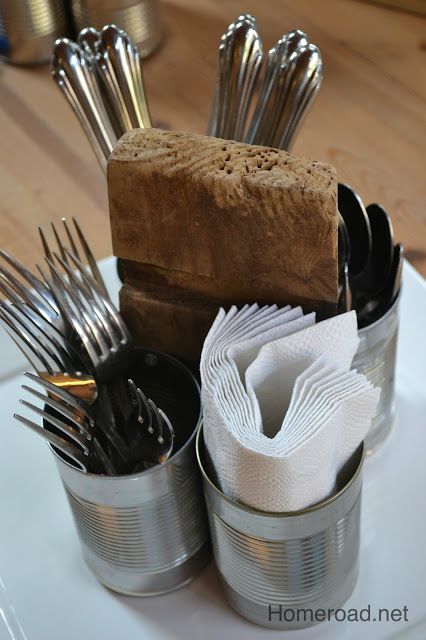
[0,258,425,640]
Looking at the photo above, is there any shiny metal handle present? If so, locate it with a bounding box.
[275,44,322,150]
[98,25,151,131]
[246,29,308,145]
[247,39,322,151]
[209,14,262,140]
[51,39,118,171]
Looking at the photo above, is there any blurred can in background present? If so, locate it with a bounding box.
[70,0,164,58]
[0,0,69,64]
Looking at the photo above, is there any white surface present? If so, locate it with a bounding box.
[201,306,379,511]
[0,258,425,640]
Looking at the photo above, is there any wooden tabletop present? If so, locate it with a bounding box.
[1,0,425,275]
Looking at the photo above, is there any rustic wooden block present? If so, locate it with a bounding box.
[108,129,338,362]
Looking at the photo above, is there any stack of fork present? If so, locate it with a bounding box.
[0,218,174,475]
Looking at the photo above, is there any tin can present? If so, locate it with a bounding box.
[197,427,364,629]
[51,348,209,595]
[0,0,68,64]
[353,292,401,451]
[71,0,163,58]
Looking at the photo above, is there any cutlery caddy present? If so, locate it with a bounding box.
[108,128,339,364]
[49,347,209,595]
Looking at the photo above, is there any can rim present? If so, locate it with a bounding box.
[49,348,202,479]
[195,425,364,517]
[357,286,401,334]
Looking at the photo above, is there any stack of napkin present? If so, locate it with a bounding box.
[200,306,380,512]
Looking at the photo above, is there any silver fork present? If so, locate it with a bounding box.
[44,249,132,382]
[38,217,109,300]
[15,372,117,474]
[0,249,67,335]
[127,379,174,471]
[0,297,78,374]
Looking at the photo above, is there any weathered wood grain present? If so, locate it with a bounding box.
[108,128,338,361]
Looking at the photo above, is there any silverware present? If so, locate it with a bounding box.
[0,295,78,375]
[15,372,116,474]
[208,14,263,140]
[51,24,152,171]
[14,412,91,472]
[337,184,403,328]
[208,19,322,151]
[272,43,322,151]
[98,25,152,131]
[51,38,118,171]
[338,183,372,278]
[15,372,93,472]
[127,379,174,471]
[39,216,109,300]
[338,262,352,314]
[45,249,132,382]
[247,37,322,150]
[41,371,98,404]
[357,244,403,328]
[246,29,308,146]
[360,203,394,296]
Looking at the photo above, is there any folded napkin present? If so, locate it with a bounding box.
[200,306,380,512]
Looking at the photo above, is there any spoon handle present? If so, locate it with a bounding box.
[247,29,308,145]
[208,14,262,140]
[51,39,118,172]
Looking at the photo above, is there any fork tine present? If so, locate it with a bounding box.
[148,398,162,441]
[0,301,65,371]
[19,398,89,452]
[38,226,54,264]
[159,408,175,440]
[13,302,77,373]
[21,384,93,439]
[53,251,114,351]
[24,372,93,414]
[66,250,129,345]
[14,413,89,471]
[44,258,101,367]
[0,257,57,319]
[133,383,152,426]
[128,379,141,420]
[92,438,117,476]
[0,249,58,312]
[62,218,81,262]
[72,217,108,297]
[51,221,68,264]
[0,309,54,373]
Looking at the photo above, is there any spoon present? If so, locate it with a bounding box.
[357,244,403,328]
[208,14,263,140]
[246,29,308,145]
[360,203,394,296]
[338,183,372,278]
[51,39,118,171]
[271,44,323,151]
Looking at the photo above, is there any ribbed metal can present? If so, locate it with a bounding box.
[353,292,401,452]
[197,428,364,630]
[0,0,68,64]
[51,348,210,595]
[70,0,163,57]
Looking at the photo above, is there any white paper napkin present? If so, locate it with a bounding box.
[200,306,380,512]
